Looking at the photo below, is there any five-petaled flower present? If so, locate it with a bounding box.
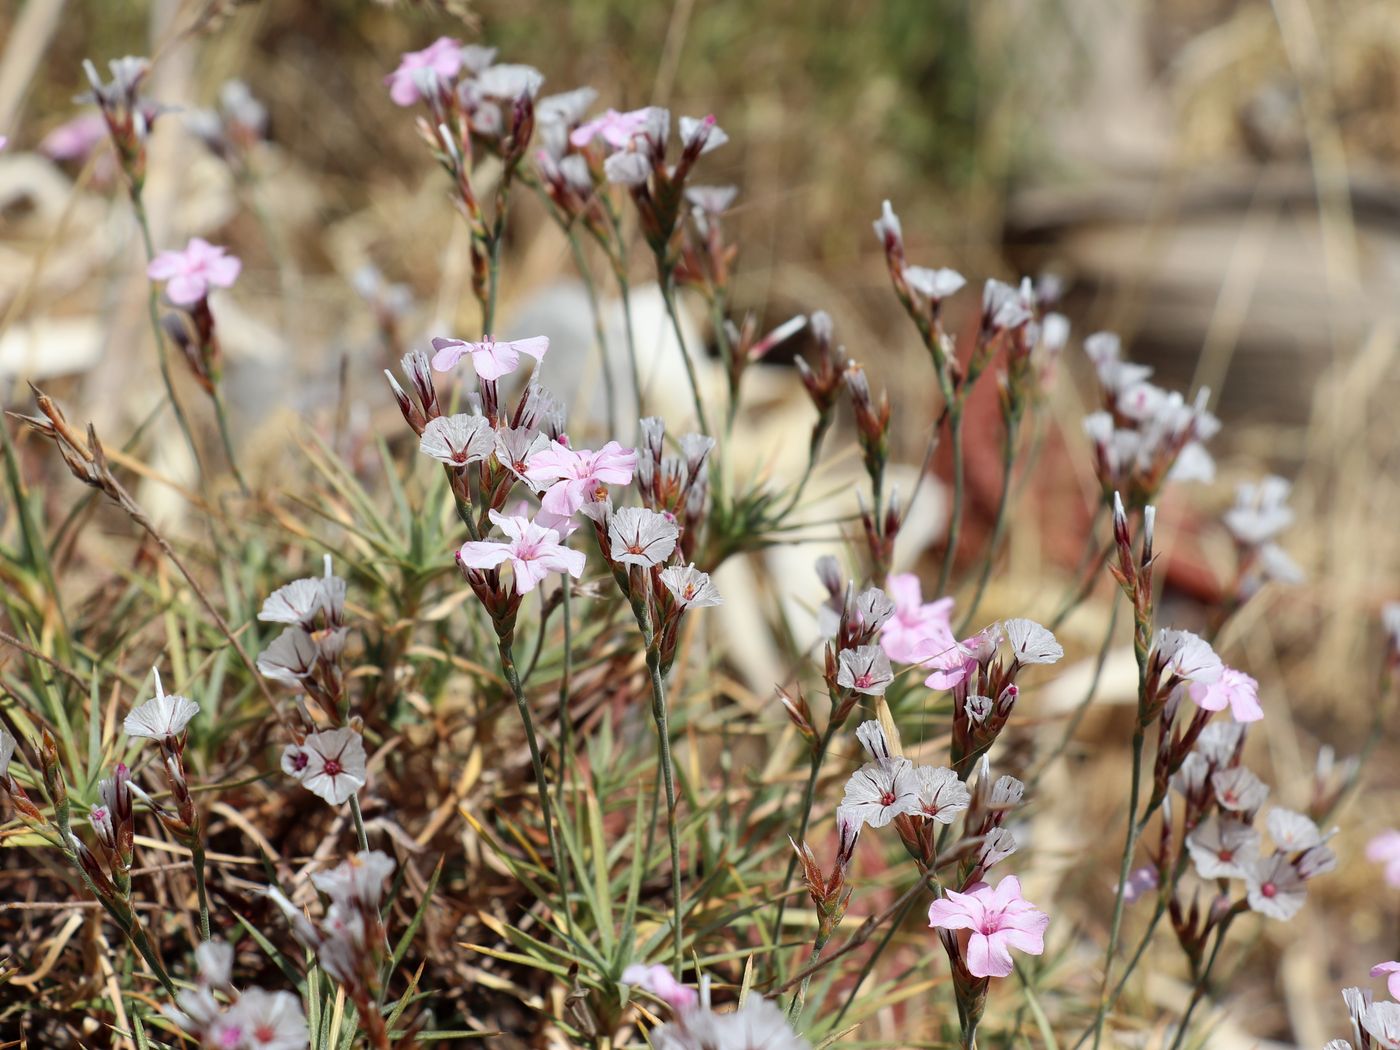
[287,728,367,806]
[526,441,638,516]
[420,414,495,467]
[1189,665,1263,723]
[124,667,200,741]
[147,238,241,306]
[927,875,1049,979]
[836,645,894,696]
[839,757,921,830]
[879,574,955,666]
[607,507,679,567]
[430,334,549,382]
[570,107,653,150]
[457,510,586,593]
[385,37,463,106]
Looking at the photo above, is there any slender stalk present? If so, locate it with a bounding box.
[565,230,618,436]
[208,383,249,495]
[484,221,505,338]
[191,840,211,940]
[349,793,370,852]
[644,639,684,977]
[787,928,832,1022]
[1167,913,1236,1050]
[659,277,712,437]
[958,415,1020,633]
[770,723,835,948]
[555,583,576,941]
[935,404,965,595]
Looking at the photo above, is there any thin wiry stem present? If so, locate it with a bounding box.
[1167,912,1237,1050]
[349,793,370,852]
[191,840,211,941]
[935,404,966,595]
[770,722,835,950]
[565,229,618,437]
[958,414,1021,634]
[659,276,712,437]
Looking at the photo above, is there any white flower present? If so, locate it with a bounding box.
[1265,808,1325,852]
[836,645,893,696]
[912,766,970,823]
[608,507,679,566]
[1185,815,1259,880]
[1244,854,1306,921]
[1002,618,1062,665]
[872,199,903,248]
[604,151,650,186]
[685,184,738,215]
[257,628,320,684]
[298,728,367,806]
[124,668,200,740]
[1224,476,1294,546]
[654,995,810,1050]
[855,720,892,763]
[1153,629,1223,685]
[311,849,396,912]
[839,757,921,829]
[1166,441,1216,484]
[259,578,325,626]
[419,414,494,466]
[195,940,233,988]
[679,114,727,154]
[903,265,965,301]
[978,826,1018,869]
[1194,721,1245,767]
[982,279,1032,330]
[0,728,17,778]
[659,564,723,608]
[476,63,543,100]
[1212,767,1269,814]
[537,85,597,126]
[1040,312,1070,354]
[1363,1001,1400,1048]
[223,987,308,1050]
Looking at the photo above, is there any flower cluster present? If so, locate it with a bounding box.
[1222,475,1304,603]
[146,238,242,394]
[78,55,163,188]
[1331,967,1400,1049]
[624,969,810,1050]
[165,941,308,1049]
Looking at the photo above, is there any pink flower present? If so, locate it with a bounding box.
[919,632,975,691]
[385,37,463,107]
[1189,666,1263,723]
[147,238,241,306]
[621,963,698,1015]
[430,334,549,382]
[41,112,107,160]
[927,875,1049,979]
[525,441,638,516]
[456,510,585,594]
[1371,960,1400,1001]
[570,107,651,150]
[879,573,955,665]
[1368,830,1400,887]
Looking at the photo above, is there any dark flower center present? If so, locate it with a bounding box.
[1260,881,1276,898]
[323,758,343,777]
[1218,849,1233,862]
[880,790,896,806]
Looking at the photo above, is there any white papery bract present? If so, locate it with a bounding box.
[1002,618,1063,665]
[124,668,199,741]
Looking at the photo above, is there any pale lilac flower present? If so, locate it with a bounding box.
[912,766,970,823]
[1212,766,1269,814]
[872,200,903,251]
[457,510,586,593]
[1185,815,1259,880]
[1195,721,1246,767]
[124,668,199,740]
[604,150,650,186]
[659,564,723,608]
[1224,476,1294,546]
[194,940,233,988]
[1367,830,1400,887]
[257,627,320,684]
[652,996,810,1050]
[147,238,241,306]
[679,114,727,154]
[836,646,893,696]
[1154,629,1224,685]
[607,507,679,567]
[476,64,543,101]
[903,266,966,302]
[982,279,1033,331]
[526,441,638,516]
[41,112,108,161]
[685,185,738,215]
[879,574,955,665]
[1003,618,1063,665]
[919,633,975,691]
[419,414,494,467]
[1245,854,1307,920]
[927,875,1049,979]
[570,107,652,149]
[855,720,892,763]
[857,588,896,634]
[312,849,396,912]
[297,728,367,806]
[1166,440,1216,484]
[621,963,698,1014]
[1189,665,1262,723]
[978,827,1019,870]
[260,564,343,627]
[0,136,6,151]
[495,427,549,485]
[839,757,921,829]
[1373,961,1400,1001]
[1121,865,1160,904]
[537,86,599,128]
[281,743,310,780]
[430,334,550,382]
[1363,1002,1400,1048]
[1116,381,1169,423]
[386,37,463,106]
[225,988,309,1049]
[1266,808,1325,852]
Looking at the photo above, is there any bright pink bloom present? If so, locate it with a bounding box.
[385,37,463,107]
[1189,666,1263,723]
[147,238,241,306]
[879,573,955,665]
[456,510,585,594]
[569,107,651,150]
[41,113,107,160]
[525,441,638,516]
[621,962,698,1014]
[927,875,1049,979]
[919,630,975,691]
[1373,961,1400,1000]
[1368,830,1400,887]
[430,334,549,382]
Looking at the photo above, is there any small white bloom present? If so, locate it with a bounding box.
[124,667,200,740]
[1154,629,1223,685]
[836,645,893,696]
[1265,807,1325,852]
[1166,441,1216,484]
[1185,815,1259,880]
[840,757,921,829]
[685,184,738,215]
[1002,618,1063,665]
[194,940,234,988]
[608,507,679,566]
[476,63,543,100]
[298,728,367,806]
[872,199,903,248]
[855,720,892,763]
[1212,766,1269,814]
[537,85,598,126]
[1224,475,1295,546]
[659,563,722,608]
[311,849,396,912]
[903,265,965,301]
[419,414,494,466]
[604,150,650,186]
[222,987,308,1050]
[1363,1002,1400,1049]
[912,766,970,823]
[257,627,320,684]
[1244,854,1306,921]
[259,578,325,626]
[679,114,727,153]
[978,826,1019,869]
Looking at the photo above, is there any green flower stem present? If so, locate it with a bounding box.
[658,276,712,437]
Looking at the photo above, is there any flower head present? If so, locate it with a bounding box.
[839,757,921,829]
[1188,665,1262,723]
[385,37,463,106]
[1212,766,1269,814]
[621,963,698,1014]
[419,414,494,467]
[526,441,638,516]
[1002,618,1063,665]
[257,627,321,684]
[927,875,1049,979]
[1372,961,1400,1002]
[147,238,241,306]
[903,266,966,302]
[457,510,586,594]
[292,728,367,806]
[652,995,810,1050]
[659,564,723,608]
[311,849,396,912]
[836,645,894,696]
[1185,814,1259,880]
[430,334,549,382]
[607,507,679,567]
[1244,853,1307,920]
[1154,629,1223,685]
[224,987,308,1049]
[1224,476,1294,546]
[879,573,955,665]
[1367,830,1400,887]
[124,667,199,741]
[570,107,652,149]
[912,765,971,823]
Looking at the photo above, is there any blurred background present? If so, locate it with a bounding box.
[2,0,1399,1045]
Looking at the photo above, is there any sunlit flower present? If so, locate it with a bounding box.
[147,238,241,306]
[385,37,463,106]
[430,334,550,382]
[1245,854,1307,920]
[1363,1001,1400,1049]
[1265,808,1326,852]
[526,441,638,516]
[607,507,679,567]
[457,510,586,593]
[124,668,199,741]
[604,150,650,186]
[297,728,367,806]
[903,265,966,302]
[257,627,320,684]
[1372,961,1400,1001]
[224,987,309,1050]
[477,64,544,101]
[679,114,727,154]
[1189,665,1262,723]
[839,757,921,829]
[879,574,954,665]
[911,766,969,823]
[311,849,396,912]
[1002,618,1063,665]
[659,564,723,608]
[927,875,1049,979]
[1185,815,1259,880]
[836,646,893,696]
[419,413,494,467]
[1212,766,1269,814]
[570,107,652,149]
[652,995,810,1050]
[1154,629,1223,685]
[1224,476,1294,546]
